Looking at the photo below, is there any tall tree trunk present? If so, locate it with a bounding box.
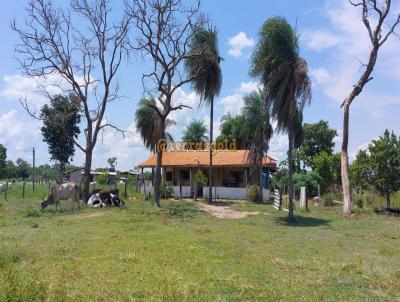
[83,149,92,203]
[208,96,214,203]
[288,125,295,221]
[59,161,65,180]
[154,150,162,207]
[341,102,354,215]
[386,188,391,209]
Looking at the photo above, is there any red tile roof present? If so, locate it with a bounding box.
[138,150,277,169]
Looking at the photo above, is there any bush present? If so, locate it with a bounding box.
[160,183,173,199]
[97,173,108,185]
[322,192,335,207]
[247,185,261,203]
[195,170,207,187]
[293,172,321,197]
[355,195,364,209]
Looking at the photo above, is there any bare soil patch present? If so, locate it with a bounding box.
[198,203,265,219]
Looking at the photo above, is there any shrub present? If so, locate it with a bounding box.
[160,183,173,199]
[355,195,364,209]
[322,192,335,207]
[195,170,207,187]
[97,173,108,185]
[293,172,321,197]
[247,185,261,203]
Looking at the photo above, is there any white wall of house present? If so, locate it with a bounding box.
[141,184,270,201]
[203,187,270,201]
[172,186,191,198]
[140,185,191,198]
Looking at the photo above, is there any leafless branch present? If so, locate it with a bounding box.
[342,0,400,108]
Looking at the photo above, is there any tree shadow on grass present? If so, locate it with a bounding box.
[274,215,331,228]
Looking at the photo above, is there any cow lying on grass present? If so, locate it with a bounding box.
[41,182,80,211]
[87,189,125,207]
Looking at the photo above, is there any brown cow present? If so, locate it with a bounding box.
[41,182,80,211]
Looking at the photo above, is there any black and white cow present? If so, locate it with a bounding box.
[87,189,124,207]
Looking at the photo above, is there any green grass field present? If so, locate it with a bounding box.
[0,197,399,301]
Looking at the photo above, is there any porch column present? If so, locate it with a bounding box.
[151,168,154,186]
[162,167,166,183]
[189,168,193,197]
[244,168,248,187]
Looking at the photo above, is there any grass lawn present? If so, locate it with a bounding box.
[0,198,399,301]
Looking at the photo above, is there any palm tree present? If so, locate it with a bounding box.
[186,28,222,203]
[135,98,174,207]
[182,120,208,149]
[217,113,252,149]
[242,90,273,203]
[250,17,311,220]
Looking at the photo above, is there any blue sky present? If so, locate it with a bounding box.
[1,0,400,170]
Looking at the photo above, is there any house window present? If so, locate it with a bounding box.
[180,169,190,180]
[166,171,173,182]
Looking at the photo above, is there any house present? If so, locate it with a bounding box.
[67,168,104,183]
[138,150,277,200]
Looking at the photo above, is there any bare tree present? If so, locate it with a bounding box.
[12,0,132,201]
[128,0,207,207]
[341,0,400,215]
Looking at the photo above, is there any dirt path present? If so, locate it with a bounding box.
[198,203,264,219]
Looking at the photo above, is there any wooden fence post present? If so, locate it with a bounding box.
[4,182,8,200]
[22,182,26,199]
[124,180,127,198]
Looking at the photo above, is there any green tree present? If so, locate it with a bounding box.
[107,157,117,169]
[186,28,222,203]
[293,172,321,197]
[5,161,17,180]
[242,90,273,203]
[250,17,312,220]
[0,144,6,179]
[40,95,81,176]
[182,120,208,149]
[313,152,341,194]
[16,158,31,179]
[302,120,337,167]
[368,130,400,208]
[350,150,372,193]
[217,114,251,149]
[135,98,175,206]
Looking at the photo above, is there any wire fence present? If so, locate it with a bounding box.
[0,180,142,202]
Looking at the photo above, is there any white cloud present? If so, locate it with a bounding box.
[302,30,343,52]
[0,73,92,110]
[234,81,260,94]
[219,81,260,116]
[0,109,44,161]
[227,32,255,58]
[219,93,243,116]
[310,68,331,85]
